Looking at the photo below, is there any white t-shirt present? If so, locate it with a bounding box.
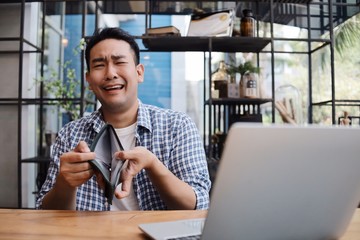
[110,122,140,211]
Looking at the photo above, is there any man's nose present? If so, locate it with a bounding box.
[105,64,118,80]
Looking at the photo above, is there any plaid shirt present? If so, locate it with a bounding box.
[36,101,211,211]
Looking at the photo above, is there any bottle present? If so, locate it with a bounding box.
[240,72,258,98]
[211,60,230,98]
[240,9,255,37]
[244,72,257,98]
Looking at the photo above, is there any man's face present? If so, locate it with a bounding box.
[86,38,144,113]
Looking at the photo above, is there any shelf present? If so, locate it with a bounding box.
[141,36,271,52]
[312,99,360,107]
[1,0,312,4]
[0,37,42,53]
[205,98,272,105]
[21,156,51,164]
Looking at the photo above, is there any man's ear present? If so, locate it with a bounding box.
[136,64,145,83]
[85,72,92,90]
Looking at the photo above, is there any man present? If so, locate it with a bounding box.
[36,27,211,211]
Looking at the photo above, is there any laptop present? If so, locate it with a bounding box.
[139,123,360,240]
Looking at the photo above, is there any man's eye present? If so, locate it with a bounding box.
[93,64,104,68]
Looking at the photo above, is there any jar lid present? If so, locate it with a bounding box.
[242,9,253,17]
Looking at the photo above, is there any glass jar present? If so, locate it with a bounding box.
[275,84,303,124]
[240,9,255,37]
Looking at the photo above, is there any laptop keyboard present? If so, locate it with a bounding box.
[166,219,205,240]
[183,218,205,229]
[166,235,201,240]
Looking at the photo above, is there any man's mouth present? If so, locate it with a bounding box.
[103,84,125,91]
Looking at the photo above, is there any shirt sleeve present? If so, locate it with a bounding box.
[169,114,212,210]
[35,130,68,209]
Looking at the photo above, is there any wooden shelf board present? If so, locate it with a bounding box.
[205,98,272,105]
[141,36,271,53]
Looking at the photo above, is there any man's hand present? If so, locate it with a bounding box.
[114,146,157,199]
[57,141,96,188]
[42,141,96,210]
[113,146,197,210]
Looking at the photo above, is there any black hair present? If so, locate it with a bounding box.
[85,27,140,71]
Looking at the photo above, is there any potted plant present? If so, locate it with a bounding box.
[34,39,88,122]
[40,60,82,121]
[227,61,260,98]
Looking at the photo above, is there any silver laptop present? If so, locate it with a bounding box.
[139,123,360,240]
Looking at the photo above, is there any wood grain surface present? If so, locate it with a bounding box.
[0,209,359,240]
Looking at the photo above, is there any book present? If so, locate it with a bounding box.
[146,26,181,36]
[187,9,234,37]
[89,123,127,204]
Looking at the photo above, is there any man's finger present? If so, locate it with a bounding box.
[62,161,93,173]
[63,169,94,188]
[116,148,139,160]
[114,180,131,199]
[116,151,127,160]
[60,151,96,163]
[73,141,91,153]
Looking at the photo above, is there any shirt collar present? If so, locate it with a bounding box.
[83,109,105,134]
[137,100,152,133]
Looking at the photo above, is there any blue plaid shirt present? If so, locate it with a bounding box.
[36,101,211,211]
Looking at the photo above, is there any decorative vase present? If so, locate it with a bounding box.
[211,60,230,98]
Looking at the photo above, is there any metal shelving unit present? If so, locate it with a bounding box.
[0,0,97,208]
[140,0,294,160]
[141,0,359,162]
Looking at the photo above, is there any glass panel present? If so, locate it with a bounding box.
[311,46,332,104]
[85,1,97,36]
[313,105,332,124]
[273,38,309,53]
[43,104,62,135]
[45,2,64,29]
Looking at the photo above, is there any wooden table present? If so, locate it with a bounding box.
[0,208,359,239]
[0,209,206,239]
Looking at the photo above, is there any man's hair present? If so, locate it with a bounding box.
[85,27,140,71]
